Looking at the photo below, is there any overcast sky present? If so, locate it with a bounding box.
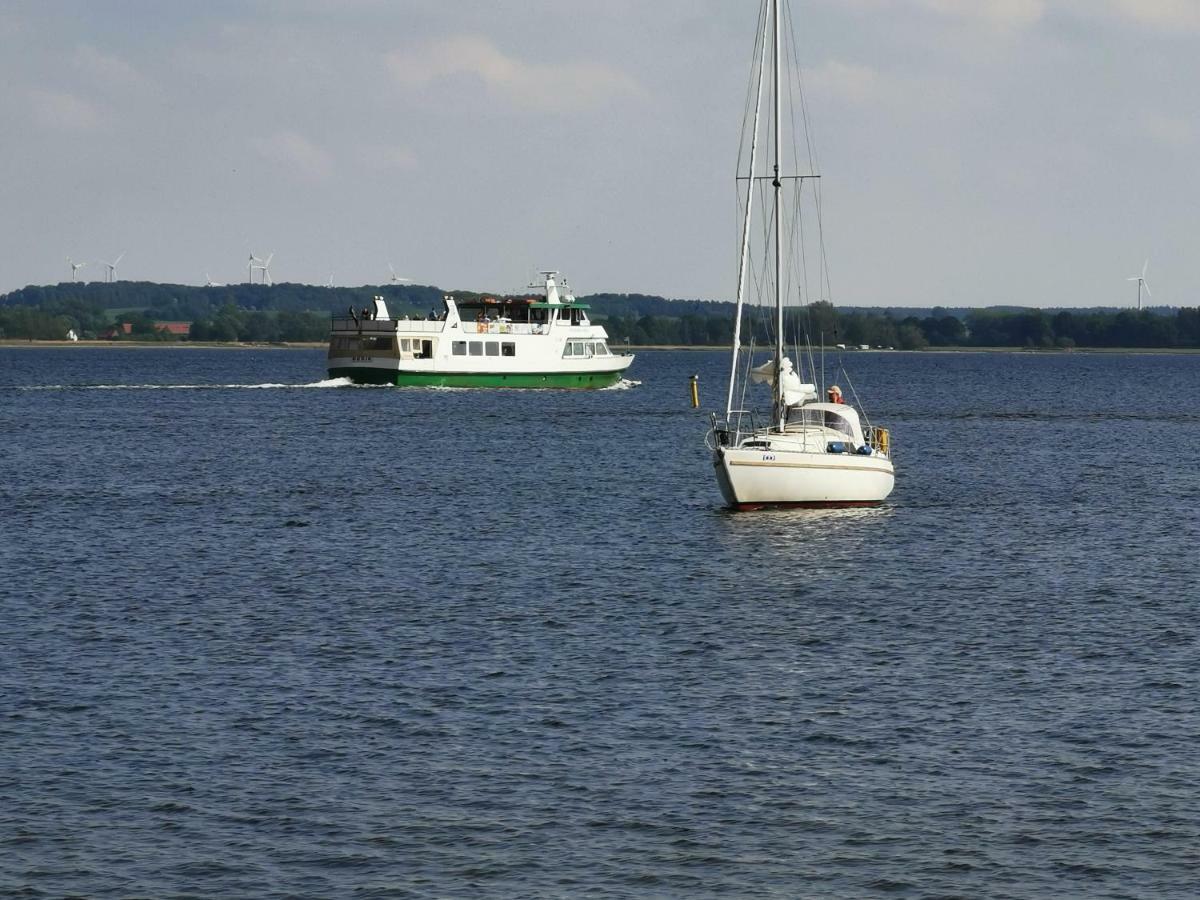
[2,0,1197,307]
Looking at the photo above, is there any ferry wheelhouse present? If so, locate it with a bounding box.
[327,272,634,388]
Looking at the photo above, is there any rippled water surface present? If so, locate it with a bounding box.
[2,347,1198,898]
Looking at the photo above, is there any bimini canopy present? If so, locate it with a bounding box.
[750,357,818,406]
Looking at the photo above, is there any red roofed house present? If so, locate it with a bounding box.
[101,321,192,339]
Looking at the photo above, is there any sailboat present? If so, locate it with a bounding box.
[708,0,894,510]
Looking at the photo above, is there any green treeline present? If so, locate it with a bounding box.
[592,300,1200,350]
[2,281,1200,348]
[0,281,442,342]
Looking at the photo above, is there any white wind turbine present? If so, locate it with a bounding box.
[1127,259,1152,311]
[68,257,86,282]
[248,251,273,284]
[205,273,224,287]
[388,263,411,285]
[99,251,125,283]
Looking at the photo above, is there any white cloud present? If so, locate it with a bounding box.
[1105,0,1200,32]
[917,0,1046,30]
[1140,111,1197,149]
[28,88,102,132]
[910,0,1200,34]
[833,0,1045,30]
[354,144,418,171]
[73,45,145,89]
[807,61,886,104]
[250,131,333,181]
[385,34,641,113]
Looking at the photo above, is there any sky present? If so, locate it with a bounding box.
[1,0,1198,308]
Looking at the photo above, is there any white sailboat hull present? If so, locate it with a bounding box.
[715,445,894,509]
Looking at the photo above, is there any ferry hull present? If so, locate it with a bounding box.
[329,366,628,389]
[715,446,894,509]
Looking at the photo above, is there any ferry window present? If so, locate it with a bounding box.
[485,342,500,357]
[597,342,609,355]
[401,338,411,352]
[361,336,392,351]
[469,341,483,356]
[501,342,515,357]
[586,342,597,356]
[452,341,466,356]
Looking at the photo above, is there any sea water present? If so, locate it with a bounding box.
[1,347,1198,897]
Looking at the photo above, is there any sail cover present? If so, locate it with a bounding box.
[750,358,817,406]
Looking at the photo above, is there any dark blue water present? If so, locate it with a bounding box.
[2,347,1198,898]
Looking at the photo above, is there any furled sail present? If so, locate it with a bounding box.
[749,357,817,406]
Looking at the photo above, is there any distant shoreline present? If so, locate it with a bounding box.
[0,340,327,350]
[2,339,1199,354]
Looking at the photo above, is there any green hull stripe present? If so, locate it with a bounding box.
[328,367,626,389]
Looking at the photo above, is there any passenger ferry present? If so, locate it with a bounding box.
[327,272,634,388]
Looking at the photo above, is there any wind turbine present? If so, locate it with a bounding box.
[325,272,335,288]
[259,252,274,285]
[68,257,86,282]
[388,263,411,285]
[1127,259,1152,311]
[99,252,125,283]
[205,273,224,287]
[248,252,263,284]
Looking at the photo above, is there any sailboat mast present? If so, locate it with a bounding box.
[725,3,770,422]
[772,0,784,429]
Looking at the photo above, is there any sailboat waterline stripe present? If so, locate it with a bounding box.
[726,458,893,473]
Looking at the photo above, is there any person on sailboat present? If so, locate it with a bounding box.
[827,385,844,404]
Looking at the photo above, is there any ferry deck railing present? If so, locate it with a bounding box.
[330,317,444,333]
[462,322,545,335]
[329,318,555,336]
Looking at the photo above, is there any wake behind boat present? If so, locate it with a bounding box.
[327,272,634,388]
[707,0,894,509]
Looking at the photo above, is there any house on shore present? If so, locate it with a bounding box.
[101,321,192,339]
